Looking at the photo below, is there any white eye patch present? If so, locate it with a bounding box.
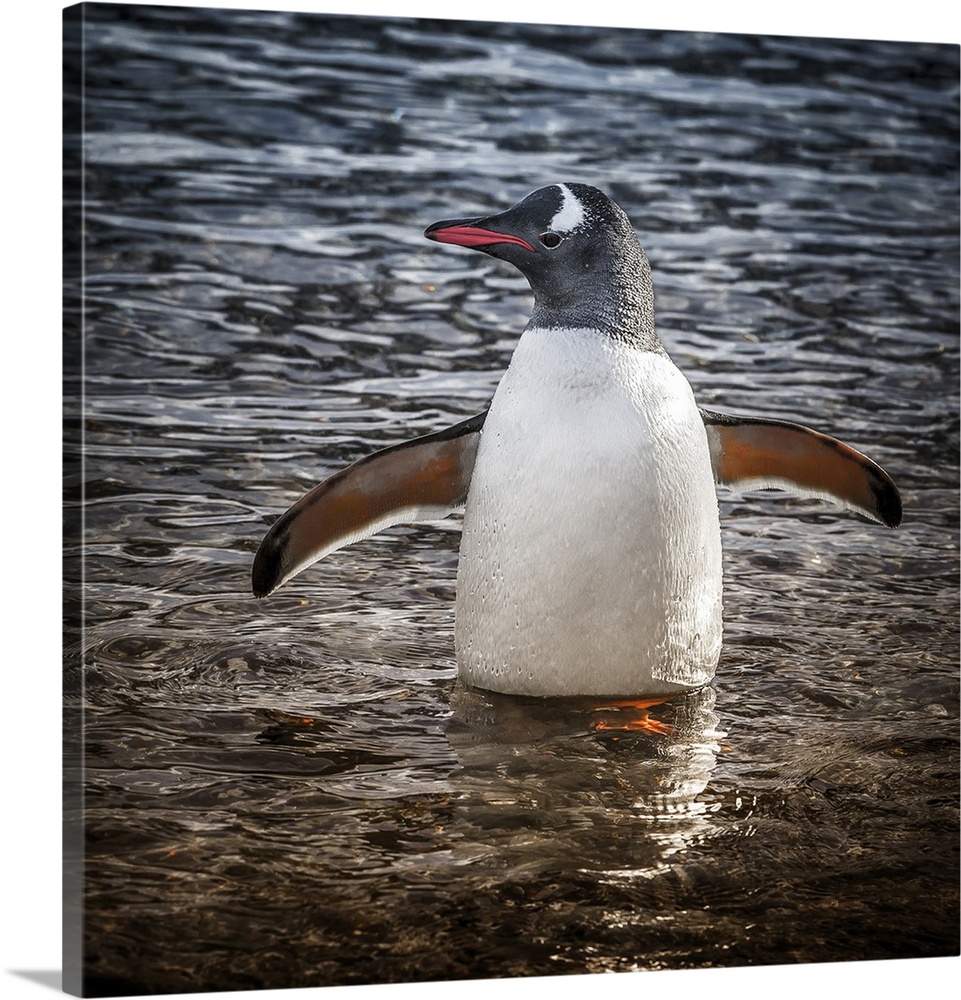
[548,183,586,235]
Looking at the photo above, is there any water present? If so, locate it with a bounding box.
[65,4,959,995]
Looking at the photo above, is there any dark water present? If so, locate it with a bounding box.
[65,4,959,995]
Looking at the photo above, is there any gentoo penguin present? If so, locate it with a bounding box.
[252,183,901,698]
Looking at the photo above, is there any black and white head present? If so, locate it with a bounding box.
[425,183,660,350]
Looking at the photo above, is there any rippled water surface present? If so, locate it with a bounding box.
[65,4,959,995]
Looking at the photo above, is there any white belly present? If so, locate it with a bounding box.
[455,327,722,697]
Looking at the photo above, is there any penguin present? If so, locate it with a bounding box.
[251,183,901,698]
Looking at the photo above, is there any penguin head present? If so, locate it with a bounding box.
[425,183,659,348]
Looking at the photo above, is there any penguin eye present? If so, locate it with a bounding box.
[538,231,564,249]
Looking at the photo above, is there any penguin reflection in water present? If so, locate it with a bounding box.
[252,184,900,700]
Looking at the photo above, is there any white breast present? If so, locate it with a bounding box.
[455,326,723,697]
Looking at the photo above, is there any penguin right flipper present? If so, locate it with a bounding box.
[252,410,487,598]
[701,409,902,528]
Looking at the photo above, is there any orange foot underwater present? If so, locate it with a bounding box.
[589,697,676,736]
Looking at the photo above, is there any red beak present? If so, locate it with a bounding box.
[425,222,535,252]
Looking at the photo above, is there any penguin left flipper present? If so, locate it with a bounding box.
[701,409,902,528]
[252,410,487,597]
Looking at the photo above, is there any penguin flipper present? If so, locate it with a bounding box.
[700,409,901,528]
[252,410,487,597]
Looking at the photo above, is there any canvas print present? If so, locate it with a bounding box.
[63,2,959,996]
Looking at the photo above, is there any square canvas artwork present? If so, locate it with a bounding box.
[63,2,959,996]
